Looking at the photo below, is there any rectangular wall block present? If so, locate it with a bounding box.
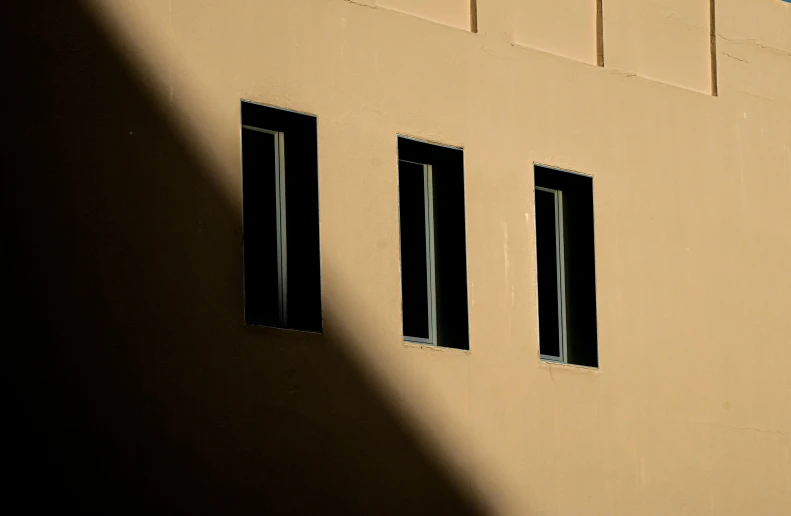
[605,0,711,93]
[513,0,598,65]
[376,0,471,31]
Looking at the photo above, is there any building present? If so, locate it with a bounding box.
[6,1,791,514]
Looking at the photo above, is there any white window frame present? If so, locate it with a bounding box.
[400,160,438,346]
[536,186,568,363]
[242,124,288,327]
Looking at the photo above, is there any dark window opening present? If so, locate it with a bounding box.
[241,101,322,332]
[398,137,469,350]
[534,165,598,367]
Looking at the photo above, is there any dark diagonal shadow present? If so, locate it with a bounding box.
[3,2,490,514]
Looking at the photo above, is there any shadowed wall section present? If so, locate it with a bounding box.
[3,2,487,514]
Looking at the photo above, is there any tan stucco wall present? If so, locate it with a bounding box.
[513,0,598,65]
[8,1,790,514]
[377,0,473,31]
[605,0,713,93]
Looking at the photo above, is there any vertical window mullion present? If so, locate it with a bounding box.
[554,190,568,363]
[536,186,566,362]
[424,164,438,346]
[275,132,288,327]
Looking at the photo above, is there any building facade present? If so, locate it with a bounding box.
[6,1,791,514]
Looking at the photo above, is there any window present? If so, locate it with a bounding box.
[241,101,322,332]
[534,165,598,367]
[397,137,469,350]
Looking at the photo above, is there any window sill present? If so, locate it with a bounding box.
[403,340,470,354]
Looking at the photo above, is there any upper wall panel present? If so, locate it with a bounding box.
[717,0,791,53]
[513,0,598,65]
[716,0,791,102]
[376,0,472,31]
[604,0,712,93]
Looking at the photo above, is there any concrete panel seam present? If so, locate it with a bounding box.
[710,0,719,96]
[597,0,604,67]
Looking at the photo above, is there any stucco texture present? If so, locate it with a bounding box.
[5,0,790,514]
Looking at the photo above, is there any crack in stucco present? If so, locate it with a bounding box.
[722,52,751,64]
[343,0,376,8]
[685,417,791,436]
[717,33,791,58]
[736,90,778,103]
[663,11,708,33]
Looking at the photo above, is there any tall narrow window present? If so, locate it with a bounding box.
[241,101,322,332]
[398,137,469,350]
[534,165,598,367]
